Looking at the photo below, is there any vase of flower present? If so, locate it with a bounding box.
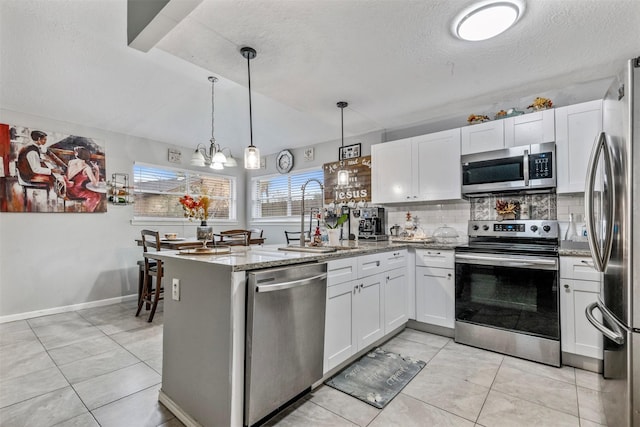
[197,220,213,241]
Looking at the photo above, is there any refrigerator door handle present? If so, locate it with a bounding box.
[584,131,615,272]
[585,301,625,345]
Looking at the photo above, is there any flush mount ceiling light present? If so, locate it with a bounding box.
[337,101,349,187]
[453,0,524,41]
[191,76,237,170]
[241,46,260,170]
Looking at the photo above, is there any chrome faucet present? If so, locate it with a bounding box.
[300,178,324,247]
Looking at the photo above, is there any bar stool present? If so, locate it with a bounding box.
[136,230,163,322]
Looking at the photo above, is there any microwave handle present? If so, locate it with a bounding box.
[523,149,529,186]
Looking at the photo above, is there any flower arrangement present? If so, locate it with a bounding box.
[179,194,210,221]
[467,114,491,124]
[527,97,553,111]
[495,199,520,215]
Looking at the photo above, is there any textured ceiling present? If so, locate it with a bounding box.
[1,0,639,157]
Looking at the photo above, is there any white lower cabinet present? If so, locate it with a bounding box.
[415,266,454,328]
[325,279,357,371]
[384,267,408,333]
[560,256,603,360]
[414,250,455,329]
[324,251,408,373]
[355,273,385,350]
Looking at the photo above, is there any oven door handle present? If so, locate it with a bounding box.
[455,253,558,269]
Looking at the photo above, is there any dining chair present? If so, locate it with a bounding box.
[248,228,264,245]
[218,229,251,246]
[284,230,310,244]
[136,229,164,322]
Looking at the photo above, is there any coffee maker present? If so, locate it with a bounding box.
[358,207,387,240]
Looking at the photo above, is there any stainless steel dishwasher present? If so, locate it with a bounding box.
[245,262,327,426]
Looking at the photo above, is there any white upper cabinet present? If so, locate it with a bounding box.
[555,100,603,193]
[371,137,413,203]
[461,110,555,155]
[504,109,555,147]
[372,129,461,203]
[461,120,504,155]
[414,129,461,201]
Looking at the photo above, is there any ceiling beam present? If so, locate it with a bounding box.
[127,0,202,52]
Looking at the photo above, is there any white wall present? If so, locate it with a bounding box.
[245,130,383,245]
[0,109,245,319]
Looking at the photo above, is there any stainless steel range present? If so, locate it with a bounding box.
[454,219,560,366]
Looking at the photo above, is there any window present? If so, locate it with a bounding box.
[252,168,323,220]
[133,163,236,220]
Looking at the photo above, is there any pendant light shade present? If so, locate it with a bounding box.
[241,47,260,169]
[337,169,349,186]
[337,101,349,186]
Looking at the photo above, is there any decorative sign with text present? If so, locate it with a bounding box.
[323,155,371,204]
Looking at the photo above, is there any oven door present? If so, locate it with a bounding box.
[455,252,559,340]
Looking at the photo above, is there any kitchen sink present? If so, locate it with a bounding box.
[278,245,337,253]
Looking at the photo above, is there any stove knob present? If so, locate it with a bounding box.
[543,225,551,232]
[530,225,538,232]
[482,225,490,231]
[472,225,479,231]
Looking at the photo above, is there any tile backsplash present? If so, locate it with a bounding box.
[469,193,557,220]
[382,192,584,240]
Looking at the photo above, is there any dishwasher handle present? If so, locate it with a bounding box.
[256,273,327,293]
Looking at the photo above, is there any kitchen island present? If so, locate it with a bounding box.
[152,240,456,427]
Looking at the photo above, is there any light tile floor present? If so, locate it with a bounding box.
[0,301,608,427]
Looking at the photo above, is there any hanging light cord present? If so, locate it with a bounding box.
[247,53,254,148]
[210,76,216,144]
[341,106,344,149]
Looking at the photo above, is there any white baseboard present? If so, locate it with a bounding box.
[0,294,138,324]
[159,389,202,427]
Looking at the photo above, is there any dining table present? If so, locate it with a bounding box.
[135,236,265,250]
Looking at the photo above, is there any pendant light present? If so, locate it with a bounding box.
[241,47,260,169]
[337,101,349,186]
[190,76,236,169]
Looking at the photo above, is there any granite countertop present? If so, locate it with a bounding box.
[152,241,412,271]
[558,248,592,257]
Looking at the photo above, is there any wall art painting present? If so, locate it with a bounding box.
[0,123,107,213]
[323,155,371,205]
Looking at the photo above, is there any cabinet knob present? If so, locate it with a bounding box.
[564,284,570,290]
[447,273,452,278]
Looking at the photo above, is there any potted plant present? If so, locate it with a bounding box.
[325,213,348,246]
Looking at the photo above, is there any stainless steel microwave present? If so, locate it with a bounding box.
[461,142,556,195]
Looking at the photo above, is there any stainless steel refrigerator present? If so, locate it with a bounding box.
[584,56,640,427]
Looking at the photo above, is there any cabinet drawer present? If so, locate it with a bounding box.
[357,252,386,278]
[415,249,454,268]
[560,257,602,282]
[327,257,358,287]
[383,249,408,270]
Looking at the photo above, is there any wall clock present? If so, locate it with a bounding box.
[276,149,294,174]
